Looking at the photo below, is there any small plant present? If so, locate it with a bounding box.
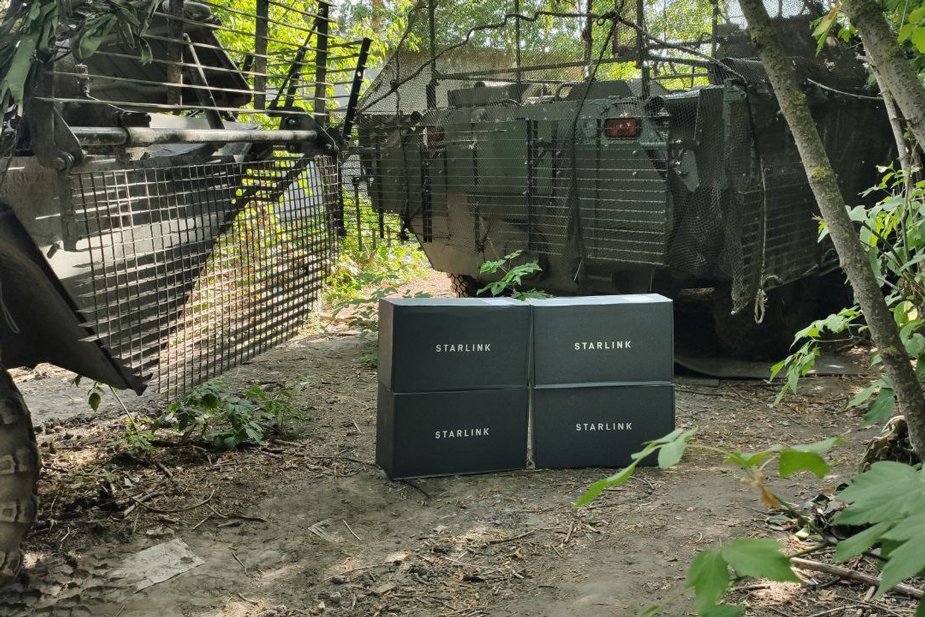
[122,413,156,457]
[72,375,108,412]
[244,379,308,438]
[122,378,309,454]
[579,430,853,615]
[478,250,548,299]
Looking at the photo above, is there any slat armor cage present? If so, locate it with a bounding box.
[356,0,892,320]
[69,155,339,396]
[0,0,368,396]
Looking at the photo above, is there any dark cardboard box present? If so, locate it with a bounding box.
[378,297,531,393]
[376,384,528,479]
[533,384,675,469]
[530,295,673,386]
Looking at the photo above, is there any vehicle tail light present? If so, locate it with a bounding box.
[603,117,642,139]
[426,126,445,148]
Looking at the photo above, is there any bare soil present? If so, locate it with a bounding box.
[0,271,915,617]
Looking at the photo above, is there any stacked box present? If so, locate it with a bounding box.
[530,295,675,469]
[376,298,530,479]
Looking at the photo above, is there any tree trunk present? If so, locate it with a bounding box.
[843,0,925,149]
[737,0,925,460]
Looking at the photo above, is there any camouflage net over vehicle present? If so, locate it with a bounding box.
[356,0,891,316]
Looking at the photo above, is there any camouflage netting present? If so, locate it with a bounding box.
[355,0,892,314]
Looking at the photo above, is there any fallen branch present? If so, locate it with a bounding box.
[122,489,164,517]
[790,557,923,599]
[128,489,215,515]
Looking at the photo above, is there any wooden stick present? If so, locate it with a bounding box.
[790,557,924,599]
[343,519,362,541]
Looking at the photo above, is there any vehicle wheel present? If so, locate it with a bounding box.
[448,273,484,298]
[712,279,819,360]
[0,368,39,585]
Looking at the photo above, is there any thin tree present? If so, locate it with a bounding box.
[737,0,925,459]
[842,0,925,149]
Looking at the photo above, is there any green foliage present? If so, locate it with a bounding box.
[0,0,154,147]
[326,199,429,334]
[774,167,925,424]
[122,378,309,455]
[580,432,843,615]
[576,428,697,507]
[477,250,548,300]
[832,461,925,609]
[769,307,860,404]
[72,375,107,412]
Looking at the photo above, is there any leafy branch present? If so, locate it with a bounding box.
[578,430,859,615]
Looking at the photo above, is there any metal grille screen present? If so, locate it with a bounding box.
[68,155,337,397]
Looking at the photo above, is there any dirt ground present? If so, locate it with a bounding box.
[0,271,916,617]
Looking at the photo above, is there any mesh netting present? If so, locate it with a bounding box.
[66,154,337,397]
[356,0,892,313]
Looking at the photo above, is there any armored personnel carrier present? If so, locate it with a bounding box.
[0,0,366,581]
[358,0,892,356]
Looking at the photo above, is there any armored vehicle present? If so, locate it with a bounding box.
[0,0,366,581]
[358,0,893,356]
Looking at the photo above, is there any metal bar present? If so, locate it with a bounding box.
[254,0,269,110]
[426,0,437,109]
[313,0,330,121]
[637,0,650,98]
[182,34,225,128]
[340,37,372,142]
[71,127,318,147]
[515,0,522,85]
[166,0,184,106]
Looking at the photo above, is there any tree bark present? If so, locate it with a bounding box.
[843,0,925,149]
[737,0,925,460]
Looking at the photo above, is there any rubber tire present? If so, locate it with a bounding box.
[712,279,819,361]
[448,273,484,298]
[0,369,39,585]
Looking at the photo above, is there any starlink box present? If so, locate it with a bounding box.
[378,297,531,393]
[376,384,528,479]
[532,384,675,469]
[530,294,673,386]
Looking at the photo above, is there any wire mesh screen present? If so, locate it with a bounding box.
[356,0,892,313]
[64,155,337,397]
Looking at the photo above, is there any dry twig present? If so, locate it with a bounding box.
[791,557,924,600]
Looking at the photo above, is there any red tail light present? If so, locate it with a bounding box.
[603,117,641,139]
[426,126,445,148]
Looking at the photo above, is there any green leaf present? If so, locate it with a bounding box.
[576,463,638,507]
[657,429,696,469]
[721,539,800,582]
[916,597,925,617]
[5,31,39,105]
[701,605,745,617]
[687,550,730,613]
[912,27,925,53]
[88,392,101,412]
[909,4,925,24]
[834,521,893,562]
[848,382,880,408]
[788,436,843,455]
[725,450,773,470]
[877,533,925,595]
[779,449,829,479]
[835,462,925,526]
[864,388,895,426]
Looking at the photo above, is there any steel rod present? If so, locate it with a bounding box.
[72,127,319,147]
